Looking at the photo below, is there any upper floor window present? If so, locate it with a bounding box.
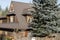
[23,8,33,23]
[22,14,33,23]
[26,16,33,23]
[10,16,14,23]
[7,14,16,23]
[0,17,7,23]
[0,20,2,23]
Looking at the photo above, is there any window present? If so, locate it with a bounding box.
[10,16,14,23]
[25,31,28,37]
[26,16,33,23]
[0,20,2,23]
[0,31,3,34]
[3,19,7,23]
[5,31,8,36]
[20,31,28,37]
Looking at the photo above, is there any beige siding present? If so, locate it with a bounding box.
[0,31,3,34]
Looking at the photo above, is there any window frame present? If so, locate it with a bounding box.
[9,16,15,23]
[26,16,33,23]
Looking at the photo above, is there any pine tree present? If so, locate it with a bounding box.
[30,0,59,37]
[0,6,2,11]
[0,6,2,16]
[2,7,8,16]
[5,7,8,12]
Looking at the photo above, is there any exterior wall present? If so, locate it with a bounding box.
[26,16,33,23]
[12,31,32,40]
[0,30,60,40]
[0,31,31,40]
[0,19,7,23]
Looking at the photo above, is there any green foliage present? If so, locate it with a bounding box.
[0,6,2,11]
[2,7,8,16]
[0,6,8,16]
[6,37,12,40]
[30,0,59,37]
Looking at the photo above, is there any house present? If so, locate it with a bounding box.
[0,1,33,40]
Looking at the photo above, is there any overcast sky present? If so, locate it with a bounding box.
[0,0,60,9]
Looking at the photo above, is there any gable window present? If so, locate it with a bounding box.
[0,17,7,23]
[26,16,33,23]
[10,16,14,23]
[0,20,2,23]
[7,14,16,23]
[22,8,33,23]
[22,14,33,23]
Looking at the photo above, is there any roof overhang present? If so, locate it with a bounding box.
[22,14,32,16]
[0,17,7,20]
[7,14,16,16]
[0,23,31,31]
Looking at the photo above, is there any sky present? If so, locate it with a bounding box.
[0,0,32,9]
[0,0,60,9]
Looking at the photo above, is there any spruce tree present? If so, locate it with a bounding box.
[30,0,59,37]
[0,6,2,11]
[2,7,8,16]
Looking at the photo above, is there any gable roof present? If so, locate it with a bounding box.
[9,1,32,30]
[0,1,32,30]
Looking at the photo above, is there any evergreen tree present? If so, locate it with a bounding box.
[5,7,8,12]
[2,7,8,16]
[30,0,59,37]
[0,6,2,16]
[0,6,2,11]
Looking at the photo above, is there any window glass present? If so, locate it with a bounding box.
[0,31,3,34]
[26,16,33,23]
[0,20,2,23]
[10,16,14,22]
